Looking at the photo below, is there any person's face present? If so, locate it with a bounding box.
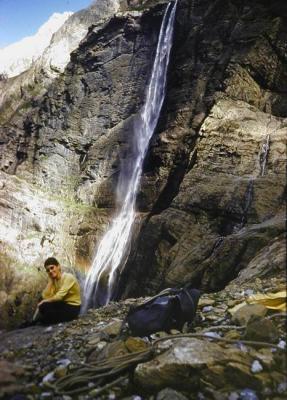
[45,264,61,280]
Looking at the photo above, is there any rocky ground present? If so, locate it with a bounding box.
[0,276,286,400]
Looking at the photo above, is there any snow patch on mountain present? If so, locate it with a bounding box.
[0,12,73,78]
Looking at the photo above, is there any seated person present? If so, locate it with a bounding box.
[35,257,81,324]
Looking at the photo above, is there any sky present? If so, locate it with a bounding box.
[0,0,93,48]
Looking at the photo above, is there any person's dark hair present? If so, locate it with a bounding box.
[44,257,59,268]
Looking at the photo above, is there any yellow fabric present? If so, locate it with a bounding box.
[229,290,287,315]
[246,290,286,311]
[42,272,81,306]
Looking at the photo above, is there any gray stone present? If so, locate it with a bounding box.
[244,318,279,343]
[277,340,286,350]
[40,393,53,400]
[202,306,214,313]
[134,338,228,391]
[54,365,68,378]
[231,304,267,326]
[251,360,263,374]
[42,371,55,384]
[101,319,123,337]
[156,388,189,400]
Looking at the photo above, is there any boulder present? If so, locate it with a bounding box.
[156,388,189,400]
[134,338,228,391]
[231,304,267,326]
[244,319,279,343]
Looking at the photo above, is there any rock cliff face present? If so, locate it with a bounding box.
[0,0,121,131]
[0,0,286,326]
[120,0,286,297]
[0,0,167,326]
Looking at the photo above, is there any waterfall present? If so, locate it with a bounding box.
[259,133,270,176]
[240,178,254,227]
[232,177,254,233]
[82,1,178,311]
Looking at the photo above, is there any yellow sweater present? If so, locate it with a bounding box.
[42,272,81,306]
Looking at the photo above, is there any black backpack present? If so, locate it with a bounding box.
[126,286,201,337]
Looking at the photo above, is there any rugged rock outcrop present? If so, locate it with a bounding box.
[0,0,286,327]
[0,0,121,126]
[119,0,286,297]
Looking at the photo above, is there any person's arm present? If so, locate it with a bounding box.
[38,281,53,307]
[42,274,76,303]
[42,281,53,299]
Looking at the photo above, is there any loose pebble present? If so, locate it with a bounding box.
[203,331,221,338]
[251,360,263,373]
[42,371,55,383]
[239,388,258,400]
[202,306,213,313]
[228,392,239,400]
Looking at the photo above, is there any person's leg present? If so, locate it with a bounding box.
[60,303,81,322]
[38,301,60,324]
[39,302,80,324]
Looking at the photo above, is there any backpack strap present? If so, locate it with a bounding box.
[182,288,195,316]
[138,287,178,307]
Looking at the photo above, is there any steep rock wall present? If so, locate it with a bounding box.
[119,0,286,297]
[0,2,167,326]
[0,0,121,130]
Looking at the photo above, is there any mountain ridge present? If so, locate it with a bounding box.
[0,12,73,78]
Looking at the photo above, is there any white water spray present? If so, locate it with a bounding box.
[82,1,178,310]
[259,133,270,176]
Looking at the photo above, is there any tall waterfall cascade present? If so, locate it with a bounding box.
[82,1,178,311]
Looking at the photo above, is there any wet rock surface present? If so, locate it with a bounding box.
[0,276,286,400]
